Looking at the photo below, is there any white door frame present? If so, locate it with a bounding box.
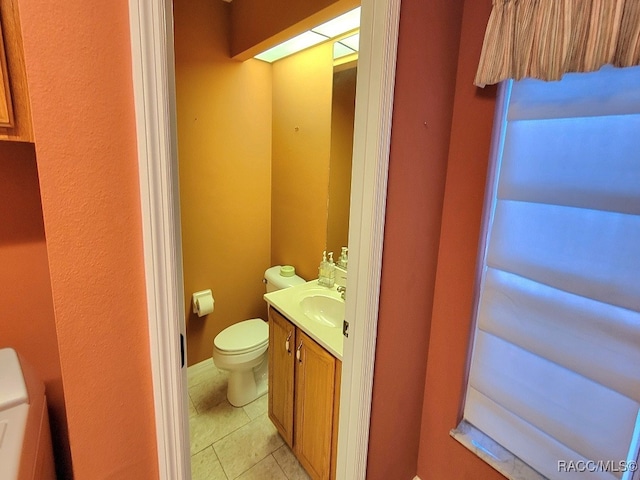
[128,0,400,478]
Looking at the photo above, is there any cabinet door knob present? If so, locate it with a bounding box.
[296,340,303,363]
[285,331,292,353]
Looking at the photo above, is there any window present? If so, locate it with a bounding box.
[455,65,640,480]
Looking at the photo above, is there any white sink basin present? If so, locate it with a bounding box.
[264,280,345,358]
[300,295,344,328]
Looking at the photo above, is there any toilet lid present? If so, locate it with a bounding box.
[214,318,268,353]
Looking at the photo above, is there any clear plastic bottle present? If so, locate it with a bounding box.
[326,252,336,287]
[318,251,335,287]
[318,251,329,286]
[338,246,348,269]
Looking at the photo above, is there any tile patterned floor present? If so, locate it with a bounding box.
[188,359,310,480]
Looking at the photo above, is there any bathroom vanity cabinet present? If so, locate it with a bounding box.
[268,307,341,480]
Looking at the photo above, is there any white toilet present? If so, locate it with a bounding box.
[212,266,304,407]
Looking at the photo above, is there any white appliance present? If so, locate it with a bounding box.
[212,265,305,406]
[0,348,56,480]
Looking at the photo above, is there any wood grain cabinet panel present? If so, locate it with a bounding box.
[268,308,296,447]
[0,0,33,142]
[0,22,13,128]
[268,307,341,480]
[294,329,336,480]
[330,359,341,480]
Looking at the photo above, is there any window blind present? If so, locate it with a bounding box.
[463,65,640,480]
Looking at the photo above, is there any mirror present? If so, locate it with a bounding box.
[326,63,357,264]
[270,39,357,279]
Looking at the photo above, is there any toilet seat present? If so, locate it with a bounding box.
[214,318,268,355]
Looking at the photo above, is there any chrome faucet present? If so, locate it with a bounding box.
[337,286,346,300]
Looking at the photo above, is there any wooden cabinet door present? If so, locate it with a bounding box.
[268,308,295,447]
[294,329,336,480]
[330,360,342,480]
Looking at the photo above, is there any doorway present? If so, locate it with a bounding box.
[127,0,401,478]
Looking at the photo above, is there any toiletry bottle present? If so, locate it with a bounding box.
[338,246,348,269]
[318,251,328,286]
[327,252,336,287]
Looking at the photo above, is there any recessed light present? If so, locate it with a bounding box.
[312,7,361,38]
[255,7,361,63]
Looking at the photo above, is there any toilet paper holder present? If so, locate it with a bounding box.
[192,289,214,317]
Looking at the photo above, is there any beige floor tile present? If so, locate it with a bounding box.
[190,403,251,455]
[188,395,199,418]
[213,414,284,480]
[235,455,288,480]
[272,445,310,480]
[191,446,228,480]
[188,358,218,388]
[189,368,229,413]
[242,393,268,420]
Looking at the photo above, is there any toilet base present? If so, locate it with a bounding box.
[226,357,268,407]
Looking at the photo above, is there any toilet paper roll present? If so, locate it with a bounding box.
[192,289,214,317]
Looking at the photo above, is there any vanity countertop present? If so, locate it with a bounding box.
[264,280,344,359]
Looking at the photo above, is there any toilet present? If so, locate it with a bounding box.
[212,266,305,407]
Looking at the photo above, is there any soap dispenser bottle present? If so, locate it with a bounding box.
[318,250,336,287]
[318,251,328,286]
[326,252,336,287]
[338,246,348,269]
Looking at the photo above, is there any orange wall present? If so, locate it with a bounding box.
[271,42,334,281]
[0,141,70,478]
[174,0,273,367]
[229,0,358,59]
[18,0,158,478]
[5,0,510,478]
[416,0,505,479]
[326,67,355,257]
[365,0,465,477]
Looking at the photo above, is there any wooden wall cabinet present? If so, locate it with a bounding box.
[268,308,342,480]
[0,21,14,128]
[0,0,33,142]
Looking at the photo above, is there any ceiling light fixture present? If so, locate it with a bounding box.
[333,32,360,60]
[254,7,361,63]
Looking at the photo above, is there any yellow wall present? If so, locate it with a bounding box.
[175,0,340,364]
[272,42,334,280]
[327,66,356,256]
[175,0,273,366]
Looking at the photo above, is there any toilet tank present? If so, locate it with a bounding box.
[264,266,305,292]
